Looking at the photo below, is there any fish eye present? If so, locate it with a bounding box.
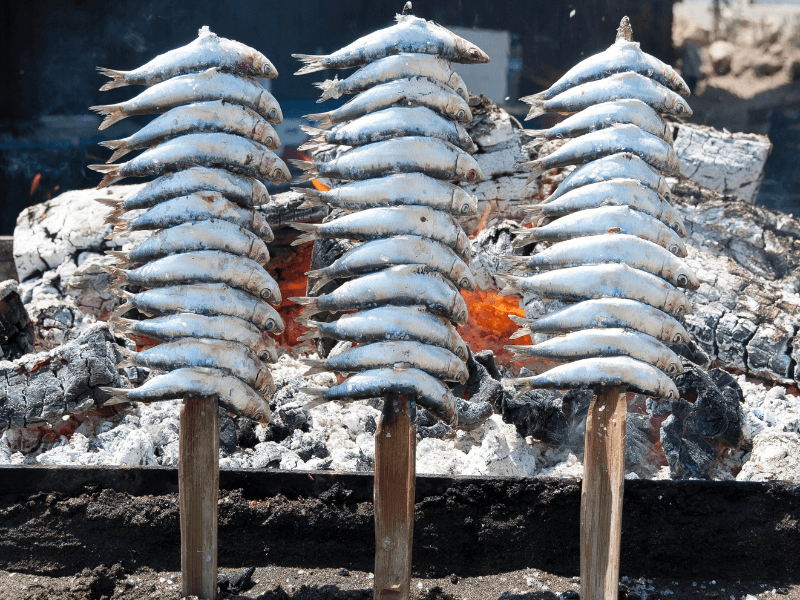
[265,136,274,147]
[457,110,465,120]
[261,289,272,301]
[266,319,276,331]
[460,277,470,288]
[271,168,283,180]
[667,364,677,374]
[268,107,277,120]
[677,274,688,286]
[460,203,470,214]
[467,169,477,182]
[669,244,679,254]
[469,48,480,58]
[673,333,683,344]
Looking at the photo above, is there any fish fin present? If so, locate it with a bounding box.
[289,159,320,183]
[103,208,125,225]
[504,345,532,360]
[89,104,127,130]
[509,326,532,340]
[302,111,333,128]
[503,255,531,271]
[292,54,328,76]
[523,161,545,185]
[98,139,130,163]
[288,222,319,246]
[96,67,129,91]
[88,164,124,188]
[300,359,328,376]
[296,319,322,341]
[105,250,131,267]
[313,75,342,102]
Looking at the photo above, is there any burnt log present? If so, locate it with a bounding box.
[0,322,126,433]
[0,281,34,360]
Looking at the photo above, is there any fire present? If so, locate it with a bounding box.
[270,242,314,348]
[311,179,330,192]
[30,173,41,196]
[459,288,525,363]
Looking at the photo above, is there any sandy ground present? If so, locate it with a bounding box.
[0,566,797,600]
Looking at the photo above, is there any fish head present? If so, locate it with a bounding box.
[254,55,278,79]
[445,95,473,122]
[254,121,280,151]
[659,354,684,377]
[673,72,692,97]
[673,265,700,291]
[452,187,478,216]
[455,123,477,154]
[251,178,271,206]
[246,400,271,426]
[670,95,693,118]
[456,154,484,184]
[258,342,278,364]
[446,71,470,103]
[662,233,687,258]
[255,367,275,396]
[452,291,470,325]
[659,379,680,402]
[454,35,490,64]
[261,156,292,183]
[451,258,476,291]
[668,216,687,238]
[665,290,692,318]
[452,336,469,362]
[454,228,471,262]
[258,92,284,124]
[452,359,469,384]
[664,321,691,346]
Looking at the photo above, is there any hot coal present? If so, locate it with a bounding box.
[655,361,746,478]
[0,281,34,360]
[219,408,238,456]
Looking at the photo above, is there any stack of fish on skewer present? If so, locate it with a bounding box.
[502,17,698,401]
[87,27,291,424]
[288,8,495,428]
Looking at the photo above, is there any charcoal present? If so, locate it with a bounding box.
[0,280,34,360]
[472,349,501,381]
[501,389,569,444]
[418,421,452,439]
[218,566,255,595]
[235,417,259,449]
[626,413,654,467]
[218,408,237,455]
[451,349,505,412]
[660,413,717,479]
[294,439,329,462]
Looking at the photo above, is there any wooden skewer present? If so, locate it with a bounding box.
[373,394,416,600]
[580,386,627,600]
[179,396,219,600]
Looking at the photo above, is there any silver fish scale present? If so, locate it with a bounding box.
[507,17,698,401]
[290,19,492,429]
[93,28,289,423]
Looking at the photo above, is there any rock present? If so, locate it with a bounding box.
[0,281,35,360]
[0,237,16,282]
[672,123,772,203]
[737,430,800,481]
[707,40,735,75]
[0,322,126,433]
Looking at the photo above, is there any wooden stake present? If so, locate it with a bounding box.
[580,386,627,600]
[373,394,416,600]
[179,397,219,600]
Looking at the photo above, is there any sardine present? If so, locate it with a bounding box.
[507,234,698,289]
[296,173,477,216]
[498,263,692,317]
[112,283,285,333]
[101,367,270,424]
[290,206,470,262]
[546,153,669,201]
[120,338,274,395]
[301,366,458,424]
[537,38,690,99]
[300,106,476,153]
[100,100,280,163]
[513,205,687,257]
[111,167,270,210]
[291,265,469,325]
[303,77,472,127]
[108,220,270,267]
[527,99,672,144]
[298,306,468,361]
[525,178,686,236]
[507,328,683,376]
[109,250,281,303]
[98,26,277,90]
[109,192,274,242]
[293,14,489,74]
[111,313,278,363]
[292,137,483,183]
[506,356,679,400]
[509,298,691,346]
[523,72,692,120]
[303,341,468,383]
[308,235,475,293]
[90,133,291,186]
[523,124,680,180]
[314,53,469,102]
[91,68,282,130]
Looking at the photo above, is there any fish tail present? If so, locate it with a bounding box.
[504,345,533,361]
[295,187,325,208]
[300,359,329,376]
[523,128,547,139]
[108,316,136,336]
[89,104,127,130]
[292,54,328,75]
[503,255,530,271]
[98,387,133,407]
[520,92,547,120]
[307,269,332,294]
[313,76,342,102]
[105,250,130,267]
[88,163,124,188]
[98,139,130,163]
[297,139,326,153]
[523,161,545,185]
[109,300,133,322]
[289,159,321,183]
[106,267,129,290]
[96,67,129,91]
[497,273,523,297]
[302,111,333,128]
[509,326,533,340]
[511,228,538,248]
[288,222,320,246]
[299,124,326,138]
[103,207,125,225]
[522,204,545,225]
[508,314,532,327]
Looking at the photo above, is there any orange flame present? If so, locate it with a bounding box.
[30,173,41,196]
[312,179,330,192]
[459,288,525,363]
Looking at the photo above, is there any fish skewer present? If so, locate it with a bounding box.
[98,26,277,89]
[314,53,469,102]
